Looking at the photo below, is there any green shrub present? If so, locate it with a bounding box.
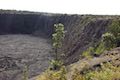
[94,42,106,55]
[22,65,29,80]
[109,20,120,37]
[50,60,63,70]
[94,20,120,55]
[71,69,85,80]
[102,32,116,49]
[85,63,120,80]
[109,20,120,47]
[82,47,94,58]
[36,66,67,80]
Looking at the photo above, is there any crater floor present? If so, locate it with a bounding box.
[0,34,52,80]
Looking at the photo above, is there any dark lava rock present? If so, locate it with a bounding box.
[0,34,52,80]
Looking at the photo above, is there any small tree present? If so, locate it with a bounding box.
[109,20,120,47]
[102,32,116,49]
[51,23,65,70]
[109,20,120,37]
[52,23,65,60]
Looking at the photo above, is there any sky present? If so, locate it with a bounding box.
[0,0,120,15]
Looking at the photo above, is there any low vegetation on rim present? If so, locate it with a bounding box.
[36,20,120,80]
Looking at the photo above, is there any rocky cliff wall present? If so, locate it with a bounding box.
[0,10,117,64]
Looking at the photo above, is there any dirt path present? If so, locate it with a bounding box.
[0,34,52,80]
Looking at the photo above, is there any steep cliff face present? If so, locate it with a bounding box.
[63,17,112,64]
[0,13,54,36]
[0,10,116,64]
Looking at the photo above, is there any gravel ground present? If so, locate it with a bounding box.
[0,34,52,80]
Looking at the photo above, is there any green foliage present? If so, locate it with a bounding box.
[52,23,65,60]
[93,20,120,55]
[82,47,94,58]
[52,23,65,70]
[102,32,116,49]
[50,60,63,70]
[36,20,120,80]
[22,65,29,80]
[83,42,106,57]
[52,23,65,49]
[71,69,85,80]
[36,61,120,80]
[109,20,120,37]
[36,66,67,80]
[94,42,106,55]
[85,63,120,80]
[108,20,120,47]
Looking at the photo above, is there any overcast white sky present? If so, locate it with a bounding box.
[0,0,120,15]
